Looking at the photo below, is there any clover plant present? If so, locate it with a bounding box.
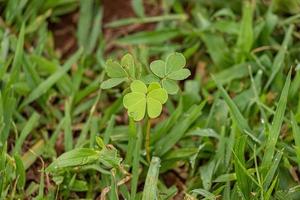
[101,52,190,160]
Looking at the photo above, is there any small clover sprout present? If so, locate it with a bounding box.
[100,52,190,121]
[150,52,191,94]
[100,53,136,89]
[123,80,167,121]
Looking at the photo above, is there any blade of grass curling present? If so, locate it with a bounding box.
[142,157,161,200]
[13,112,40,155]
[262,69,291,173]
[265,24,294,89]
[20,48,83,108]
[212,75,260,143]
[130,123,143,200]
[290,113,300,169]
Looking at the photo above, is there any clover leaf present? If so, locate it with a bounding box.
[150,52,191,94]
[123,80,168,121]
[101,54,136,89]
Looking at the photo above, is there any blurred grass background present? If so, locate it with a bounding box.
[1,0,300,199]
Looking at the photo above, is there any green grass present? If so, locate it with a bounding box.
[1,0,300,199]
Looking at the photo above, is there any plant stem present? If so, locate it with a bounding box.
[145,119,151,162]
[130,122,142,200]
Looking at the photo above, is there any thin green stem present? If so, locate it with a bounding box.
[145,119,151,162]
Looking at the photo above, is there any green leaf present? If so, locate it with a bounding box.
[123,92,146,109]
[105,59,127,78]
[121,53,135,78]
[147,82,161,92]
[147,98,162,118]
[150,60,166,78]
[123,93,146,121]
[141,74,160,84]
[130,80,147,93]
[167,68,191,80]
[99,147,122,168]
[148,88,168,104]
[165,52,186,74]
[46,148,99,172]
[123,81,168,121]
[100,78,127,89]
[162,79,179,94]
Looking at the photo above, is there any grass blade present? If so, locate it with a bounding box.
[132,0,144,17]
[263,150,283,190]
[77,0,93,49]
[262,70,291,172]
[130,123,143,200]
[213,75,260,143]
[235,1,254,63]
[265,25,294,89]
[117,29,181,45]
[21,48,83,107]
[291,113,300,169]
[8,23,25,85]
[154,101,205,156]
[14,112,40,155]
[142,157,161,200]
